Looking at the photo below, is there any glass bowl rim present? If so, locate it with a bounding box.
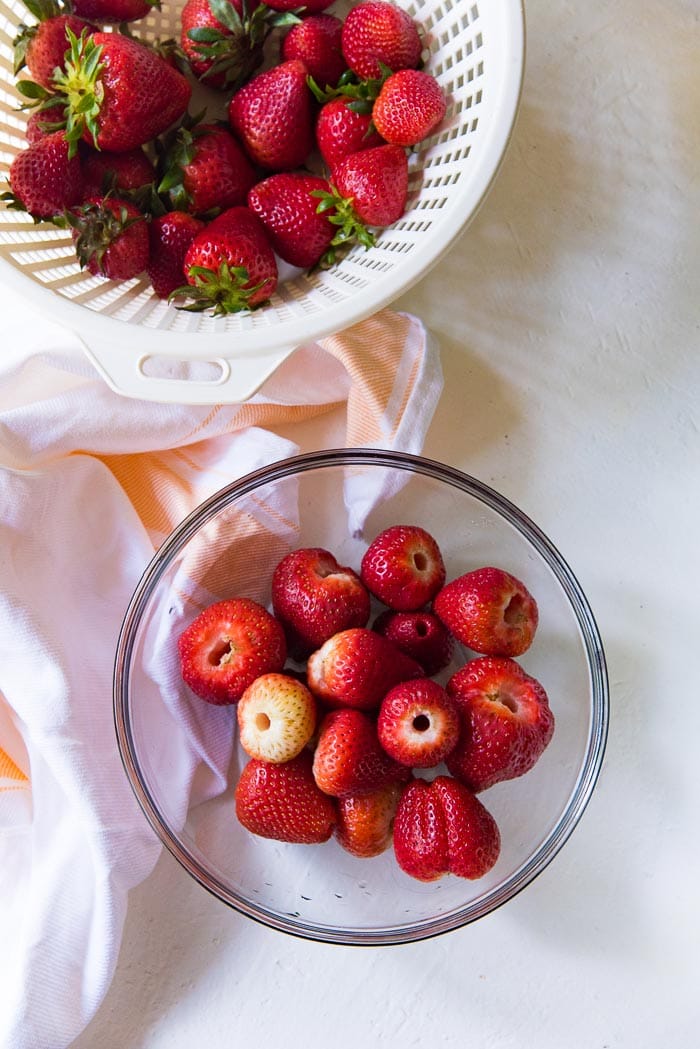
[113,447,609,945]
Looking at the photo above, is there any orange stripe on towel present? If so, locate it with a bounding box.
[0,745,29,789]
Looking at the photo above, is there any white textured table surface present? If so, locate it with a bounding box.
[3,0,698,1045]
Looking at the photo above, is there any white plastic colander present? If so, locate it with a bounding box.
[0,0,524,402]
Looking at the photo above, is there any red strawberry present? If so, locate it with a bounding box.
[50,28,191,155]
[248,172,338,269]
[13,2,94,90]
[177,597,287,705]
[372,68,447,146]
[372,608,453,676]
[68,196,149,280]
[6,131,84,218]
[228,59,315,171]
[341,1,422,81]
[361,524,446,611]
[158,121,257,217]
[445,656,555,792]
[235,751,336,844]
[271,547,370,658]
[306,628,424,711]
[433,566,539,657]
[72,0,155,21]
[266,0,334,10]
[327,143,408,246]
[179,206,278,314]
[315,96,385,171]
[335,780,403,858]
[81,146,155,197]
[237,672,317,763]
[280,13,346,90]
[180,0,279,92]
[377,679,460,769]
[393,776,501,882]
[25,108,61,143]
[147,211,205,299]
[312,708,410,797]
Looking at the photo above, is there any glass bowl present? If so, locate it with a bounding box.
[114,448,608,944]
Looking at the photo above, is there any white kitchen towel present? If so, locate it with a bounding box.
[0,309,443,1049]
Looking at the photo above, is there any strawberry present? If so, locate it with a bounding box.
[323,143,408,249]
[228,59,315,171]
[178,205,278,314]
[248,172,339,269]
[157,120,257,218]
[48,28,191,156]
[237,672,317,763]
[341,1,422,81]
[235,751,336,844]
[266,0,334,10]
[81,146,155,197]
[372,608,453,676]
[5,130,83,218]
[377,678,460,769]
[372,68,447,146]
[177,597,287,705]
[445,656,555,792]
[270,547,370,658]
[393,776,501,882]
[312,708,410,797]
[335,780,403,858]
[147,211,205,299]
[433,566,539,657]
[25,108,61,143]
[13,2,94,90]
[280,13,346,91]
[72,0,156,21]
[180,0,283,92]
[315,96,385,171]
[306,627,424,711]
[361,524,446,611]
[67,195,149,280]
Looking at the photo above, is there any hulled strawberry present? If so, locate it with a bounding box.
[81,146,155,197]
[445,656,555,792]
[377,678,460,769]
[177,597,287,705]
[372,608,453,676]
[306,627,424,711]
[5,130,83,218]
[361,524,446,611]
[13,1,94,90]
[393,776,501,882]
[315,96,385,171]
[158,120,257,218]
[323,143,409,249]
[433,566,539,657]
[147,211,205,299]
[67,195,149,280]
[235,750,336,844]
[177,205,278,314]
[180,0,286,92]
[228,59,315,171]
[49,29,191,155]
[271,547,370,658]
[280,13,346,90]
[237,672,317,763]
[312,708,410,797]
[72,0,155,21]
[248,172,338,269]
[341,1,422,81]
[372,68,447,146]
[335,780,403,858]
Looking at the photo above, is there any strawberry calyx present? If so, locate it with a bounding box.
[50,27,105,157]
[155,111,217,214]
[64,195,145,273]
[171,261,270,315]
[307,64,391,114]
[312,183,376,253]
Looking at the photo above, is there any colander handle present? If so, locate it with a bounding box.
[77,334,298,404]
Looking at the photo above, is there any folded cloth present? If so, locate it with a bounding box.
[0,309,443,1049]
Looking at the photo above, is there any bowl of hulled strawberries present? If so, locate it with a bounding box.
[114,448,609,944]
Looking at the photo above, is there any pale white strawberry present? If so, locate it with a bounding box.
[237,672,317,763]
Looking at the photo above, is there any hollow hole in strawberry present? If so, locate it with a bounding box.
[503,594,525,625]
[255,712,271,732]
[412,714,431,732]
[208,640,232,666]
[415,619,429,637]
[497,694,518,714]
[412,552,428,572]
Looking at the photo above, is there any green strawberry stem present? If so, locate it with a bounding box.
[51,28,105,158]
[307,65,392,110]
[171,262,269,315]
[312,186,376,252]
